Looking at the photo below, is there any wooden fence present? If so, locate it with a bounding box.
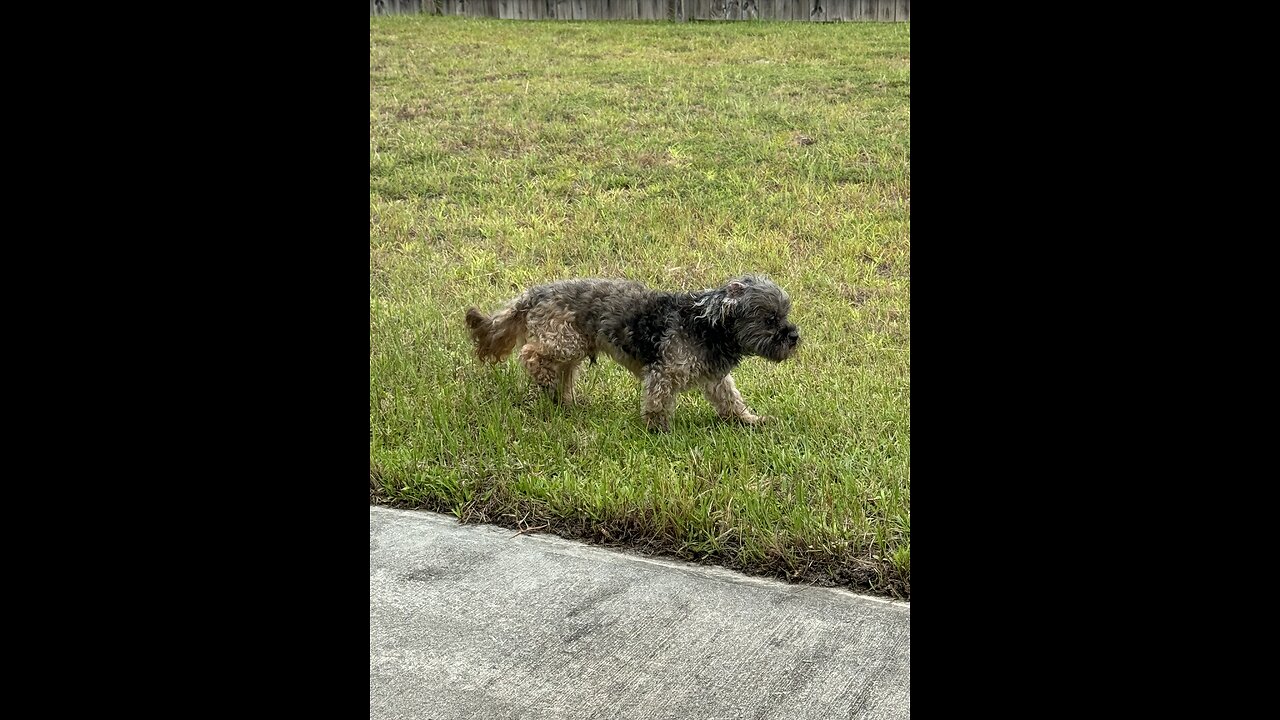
[370,1,910,21]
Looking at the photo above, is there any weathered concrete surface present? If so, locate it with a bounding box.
[371,506,909,719]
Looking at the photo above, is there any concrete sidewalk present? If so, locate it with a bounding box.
[370,506,910,719]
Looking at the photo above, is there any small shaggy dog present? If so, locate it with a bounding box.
[464,275,800,431]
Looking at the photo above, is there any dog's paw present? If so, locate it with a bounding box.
[643,414,671,433]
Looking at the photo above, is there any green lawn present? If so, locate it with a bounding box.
[370,16,910,598]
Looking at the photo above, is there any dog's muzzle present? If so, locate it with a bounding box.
[768,327,800,361]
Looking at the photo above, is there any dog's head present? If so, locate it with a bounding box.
[695,275,800,362]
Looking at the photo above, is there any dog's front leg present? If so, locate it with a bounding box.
[702,375,768,425]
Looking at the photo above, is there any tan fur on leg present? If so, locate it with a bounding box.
[523,306,591,405]
[557,359,583,405]
[518,343,560,393]
[702,374,767,425]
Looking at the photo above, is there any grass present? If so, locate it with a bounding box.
[370,16,910,598]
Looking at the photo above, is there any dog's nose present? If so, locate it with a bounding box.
[787,328,799,342]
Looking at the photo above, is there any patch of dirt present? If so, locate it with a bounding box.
[838,283,874,307]
[634,150,677,168]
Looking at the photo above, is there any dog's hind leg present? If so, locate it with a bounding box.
[642,367,677,432]
[521,306,589,406]
[556,359,584,405]
[518,343,560,397]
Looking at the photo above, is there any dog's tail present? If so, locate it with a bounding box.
[464,301,527,363]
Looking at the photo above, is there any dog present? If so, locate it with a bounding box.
[464,275,800,431]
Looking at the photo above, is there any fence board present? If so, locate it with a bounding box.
[897,0,908,21]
